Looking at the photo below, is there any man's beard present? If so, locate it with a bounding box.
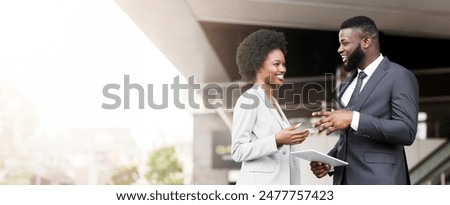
[343,45,364,72]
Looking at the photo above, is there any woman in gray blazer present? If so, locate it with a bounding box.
[231,29,311,185]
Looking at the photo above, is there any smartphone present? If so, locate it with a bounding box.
[306,128,315,134]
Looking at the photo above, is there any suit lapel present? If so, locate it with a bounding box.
[352,57,390,111]
[254,85,288,129]
[337,72,357,109]
[274,99,290,128]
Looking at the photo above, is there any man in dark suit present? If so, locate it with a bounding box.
[310,16,419,185]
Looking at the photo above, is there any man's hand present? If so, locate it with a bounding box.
[311,109,353,135]
[310,161,331,178]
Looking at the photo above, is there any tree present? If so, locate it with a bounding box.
[110,166,139,185]
[145,146,183,185]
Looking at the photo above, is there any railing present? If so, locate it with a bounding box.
[410,140,450,185]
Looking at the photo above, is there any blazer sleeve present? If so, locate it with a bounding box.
[358,68,419,145]
[231,94,278,162]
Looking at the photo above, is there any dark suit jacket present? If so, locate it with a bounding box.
[330,57,419,185]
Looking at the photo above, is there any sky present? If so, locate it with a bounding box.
[0,0,193,152]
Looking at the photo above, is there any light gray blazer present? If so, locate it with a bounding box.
[331,57,419,185]
[231,84,301,185]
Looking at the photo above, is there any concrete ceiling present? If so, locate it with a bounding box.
[114,0,450,83]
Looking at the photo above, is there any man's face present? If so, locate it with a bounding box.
[344,43,364,72]
[337,28,365,72]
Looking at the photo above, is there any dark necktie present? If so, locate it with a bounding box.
[347,71,367,110]
[340,71,367,184]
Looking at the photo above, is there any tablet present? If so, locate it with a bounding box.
[291,149,348,166]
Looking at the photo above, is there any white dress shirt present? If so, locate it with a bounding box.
[341,54,383,130]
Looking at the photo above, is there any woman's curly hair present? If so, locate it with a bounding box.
[236,29,287,82]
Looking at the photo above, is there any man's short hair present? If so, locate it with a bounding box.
[340,15,379,39]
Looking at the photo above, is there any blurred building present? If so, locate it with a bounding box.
[114,0,450,185]
[0,86,143,186]
[3,0,447,185]
[29,128,142,185]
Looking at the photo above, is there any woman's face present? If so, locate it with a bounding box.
[256,48,286,87]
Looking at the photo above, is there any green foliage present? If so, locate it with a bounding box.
[145,146,184,185]
[110,166,139,185]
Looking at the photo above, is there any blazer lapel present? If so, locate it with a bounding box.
[337,72,357,109]
[352,57,390,111]
[254,85,288,129]
[274,99,290,128]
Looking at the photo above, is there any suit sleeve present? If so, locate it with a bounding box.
[231,94,278,162]
[358,69,419,145]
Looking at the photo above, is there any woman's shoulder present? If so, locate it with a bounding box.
[234,85,263,110]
